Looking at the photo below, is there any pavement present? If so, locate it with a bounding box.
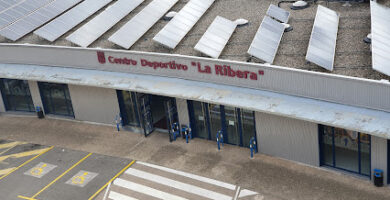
[0,114,390,200]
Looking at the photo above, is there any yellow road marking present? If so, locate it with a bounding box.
[0,167,16,175]
[0,147,52,162]
[88,160,136,200]
[28,153,92,199]
[0,146,54,180]
[0,141,25,149]
[17,195,38,200]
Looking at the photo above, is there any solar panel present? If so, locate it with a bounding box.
[266,4,289,23]
[34,0,112,42]
[109,0,179,49]
[66,0,144,47]
[153,0,215,49]
[370,1,390,76]
[0,0,21,13]
[306,5,339,71]
[194,16,237,59]
[247,16,285,64]
[0,0,52,30]
[0,0,82,41]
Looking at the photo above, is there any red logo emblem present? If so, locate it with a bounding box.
[97,51,106,64]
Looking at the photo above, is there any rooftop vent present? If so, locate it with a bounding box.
[291,1,309,10]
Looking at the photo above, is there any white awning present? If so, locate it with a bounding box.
[1,63,390,138]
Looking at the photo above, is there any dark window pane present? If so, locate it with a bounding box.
[360,133,371,176]
[122,91,138,126]
[241,109,255,148]
[209,104,222,141]
[321,126,333,166]
[39,82,74,117]
[0,79,34,112]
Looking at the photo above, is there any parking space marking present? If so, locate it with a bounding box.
[0,146,54,180]
[0,141,25,150]
[17,152,92,200]
[24,162,57,178]
[0,147,52,162]
[0,167,15,175]
[65,170,98,187]
[88,160,135,200]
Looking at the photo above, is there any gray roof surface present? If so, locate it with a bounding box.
[1,0,389,80]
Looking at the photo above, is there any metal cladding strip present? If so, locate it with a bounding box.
[66,0,144,47]
[136,161,236,190]
[266,4,290,23]
[305,5,339,71]
[370,1,390,76]
[0,0,53,30]
[194,16,237,58]
[247,16,285,64]
[34,0,113,42]
[153,0,215,49]
[125,168,233,200]
[0,0,82,41]
[108,0,179,49]
[114,178,188,200]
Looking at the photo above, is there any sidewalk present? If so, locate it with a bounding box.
[0,114,389,200]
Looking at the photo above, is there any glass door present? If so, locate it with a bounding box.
[139,94,154,137]
[224,106,240,145]
[117,91,140,127]
[165,98,179,136]
[191,101,209,139]
[208,104,222,141]
[240,109,256,148]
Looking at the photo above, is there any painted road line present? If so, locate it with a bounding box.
[0,148,52,162]
[238,189,259,198]
[88,160,135,200]
[0,146,54,180]
[136,161,236,191]
[233,186,240,200]
[125,168,232,200]
[114,178,188,200]
[18,152,93,200]
[0,141,25,150]
[108,191,138,200]
[0,167,16,175]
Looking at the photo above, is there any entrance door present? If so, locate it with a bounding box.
[208,104,222,141]
[139,94,154,137]
[190,101,209,139]
[224,106,240,145]
[117,90,140,127]
[164,98,179,137]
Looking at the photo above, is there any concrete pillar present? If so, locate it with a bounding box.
[68,84,120,125]
[0,89,5,112]
[371,136,387,184]
[176,98,189,126]
[28,80,44,112]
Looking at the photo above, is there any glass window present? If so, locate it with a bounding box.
[224,106,240,145]
[320,125,370,176]
[0,79,34,112]
[192,101,209,139]
[209,104,222,141]
[121,91,139,126]
[241,109,256,148]
[39,82,74,117]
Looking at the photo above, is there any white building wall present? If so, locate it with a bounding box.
[0,88,5,112]
[255,112,319,166]
[371,136,387,184]
[28,80,43,112]
[68,85,119,125]
[176,98,189,126]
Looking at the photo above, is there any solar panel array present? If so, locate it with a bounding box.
[0,0,52,29]
[153,0,215,49]
[0,0,21,12]
[247,16,285,64]
[306,5,339,71]
[66,0,144,47]
[109,0,179,49]
[34,0,112,42]
[266,4,289,23]
[370,1,390,76]
[0,0,82,41]
[194,16,237,58]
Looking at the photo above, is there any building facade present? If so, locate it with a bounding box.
[0,44,389,184]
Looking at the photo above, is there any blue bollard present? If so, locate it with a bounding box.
[250,144,254,158]
[217,138,220,150]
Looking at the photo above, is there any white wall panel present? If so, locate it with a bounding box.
[371,136,387,184]
[68,85,119,124]
[255,111,319,166]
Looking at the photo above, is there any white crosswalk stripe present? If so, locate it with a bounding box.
[106,161,259,200]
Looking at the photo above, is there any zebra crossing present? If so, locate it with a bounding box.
[104,161,259,200]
